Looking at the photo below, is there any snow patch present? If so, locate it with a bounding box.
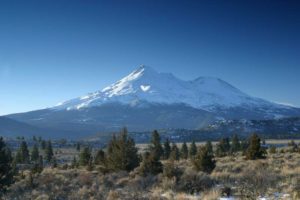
[140,85,151,92]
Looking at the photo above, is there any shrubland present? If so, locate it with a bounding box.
[1,131,300,200]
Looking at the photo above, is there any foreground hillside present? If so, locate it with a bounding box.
[1,130,300,200]
[3,152,300,199]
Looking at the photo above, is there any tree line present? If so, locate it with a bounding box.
[1,129,299,194]
[76,129,270,175]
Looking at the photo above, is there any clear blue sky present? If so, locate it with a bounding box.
[0,0,299,115]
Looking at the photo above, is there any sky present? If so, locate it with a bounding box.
[0,0,299,115]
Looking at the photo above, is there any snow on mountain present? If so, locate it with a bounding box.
[5,65,300,137]
[54,65,285,112]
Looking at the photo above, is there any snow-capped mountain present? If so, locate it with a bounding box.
[5,65,300,137]
[53,65,287,113]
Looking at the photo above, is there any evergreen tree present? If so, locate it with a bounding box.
[180,142,188,159]
[32,136,37,142]
[240,139,249,152]
[94,149,106,165]
[231,134,241,153]
[246,134,266,160]
[139,151,163,176]
[79,147,92,166]
[45,140,54,162]
[163,160,182,179]
[169,143,180,161]
[18,141,30,164]
[31,144,39,162]
[216,137,231,157]
[139,131,164,176]
[14,150,22,164]
[193,145,216,173]
[71,156,79,168]
[32,155,43,174]
[189,140,197,158]
[0,137,14,193]
[38,155,43,171]
[76,142,81,152]
[163,139,171,160]
[149,130,164,159]
[106,128,140,172]
[205,141,213,156]
[41,140,46,150]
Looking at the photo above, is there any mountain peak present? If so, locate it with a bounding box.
[53,65,292,113]
[130,65,158,76]
[137,64,156,72]
[117,65,160,84]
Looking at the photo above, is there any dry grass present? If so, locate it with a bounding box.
[3,149,300,200]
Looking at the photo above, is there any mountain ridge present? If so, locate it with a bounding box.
[3,65,300,138]
[53,65,295,113]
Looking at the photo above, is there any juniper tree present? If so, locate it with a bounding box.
[163,138,171,159]
[170,143,180,161]
[0,137,14,193]
[31,144,39,162]
[79,147,92,166]
[205,141,213,156]
[139,151,163,176]
[41,140,46,150]
[17,141,30,164]
[71,156,79,168]
[14,150,22,164]
[106,128,139,172]
[180,142,188,159]
[216,137,231,157]
[32,155,43,174]
[231,134,241,153]
[189,140,197,158]
[45,140,54,162]
[94,149,106,165]
[139,131,164,175]
[240,139,249,152]
[163,160,182,179]
[38,155,43,170]
[149,130,164,159]
[246,134,266,160]
[193,146,216,173]
[76,142,81,152]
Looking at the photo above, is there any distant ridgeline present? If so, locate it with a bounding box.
[87,117,300,144]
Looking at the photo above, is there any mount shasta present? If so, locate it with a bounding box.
[4,66,300,138]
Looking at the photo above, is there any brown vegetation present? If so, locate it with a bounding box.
[1,133,300,199]
[2,151,299,199]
